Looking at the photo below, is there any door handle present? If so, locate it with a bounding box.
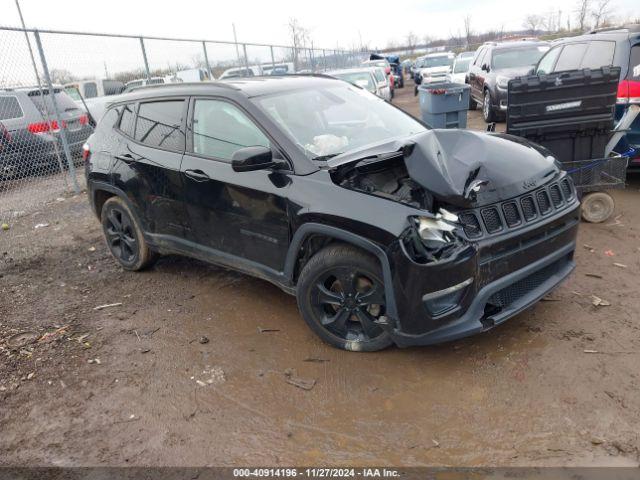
[184,169,210,182]
[115,153,135,163]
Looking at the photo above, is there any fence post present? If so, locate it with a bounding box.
[139,37,151,81]
[242,44,250,72]
[270,45,275,69]
[202,41,212,80]
[33,30,80,194]
[322,49,327,71]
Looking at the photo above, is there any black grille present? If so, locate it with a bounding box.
[561,178,573,199]
[459,212,482,238]
[481,207,503,233]
[502,202,521,227]
[487,259,564,308]
[549,184,563,207]
[536,190,551,214]
[521,196,537,221]
[458,178,574,239]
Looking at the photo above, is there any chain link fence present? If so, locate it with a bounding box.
[0,25,366,246]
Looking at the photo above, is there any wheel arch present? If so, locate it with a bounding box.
[284,223,399,326]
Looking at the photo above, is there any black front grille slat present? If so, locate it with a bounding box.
[459,212,482,238]
[481,207,503,233]
[561,178,573,199]
[521,196,537,221]
[502,202,521,227]
[549,184,563,207]
[536,190,551,214]
[459,178,574,239]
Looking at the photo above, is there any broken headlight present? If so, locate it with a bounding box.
[401,209,469,264]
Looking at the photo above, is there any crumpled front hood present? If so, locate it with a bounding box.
[329,129,559,209]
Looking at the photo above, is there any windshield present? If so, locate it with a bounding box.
[333,72,375,92]
[424,56,454,68]
[453,58,472,73]
[253,83,426,160]
[492,46,549,70]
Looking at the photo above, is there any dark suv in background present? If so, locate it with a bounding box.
[467,40,549,122]
[534,25,640,164]
[0,87,91,178]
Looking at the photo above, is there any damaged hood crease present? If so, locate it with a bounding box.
[330,130,559,209]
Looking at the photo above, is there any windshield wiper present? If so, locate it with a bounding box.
[313,153,343,162]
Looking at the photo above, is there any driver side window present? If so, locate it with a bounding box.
[191,99,270,161]
[536,46,561,75]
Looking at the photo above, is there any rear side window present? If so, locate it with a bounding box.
[28,88,80,114]
[554,43,588,72]
[0,96,23,120]
[135,100,185,151]
[191,99,269,161]
[118,103,136,137]
[581,41,615,69]
[83,82,98,99]
[629,45,640,80]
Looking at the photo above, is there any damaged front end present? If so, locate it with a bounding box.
[327,128,579,346]
[401,211,473,264]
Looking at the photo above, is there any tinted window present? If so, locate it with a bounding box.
[135,100,185,151]
[118,103,136,137]
[630,45,640,80]
[83,82,98,99]
[192,99,269,161]
[0,96,23,120]
[581,41,615,70]
[536,46,562,75]
[554,43,588,72]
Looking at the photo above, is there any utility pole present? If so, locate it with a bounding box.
[232,23,242,66]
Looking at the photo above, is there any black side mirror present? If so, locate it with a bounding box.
[527,67,536,75]
[232,146,277,172]
[481,64,490,72]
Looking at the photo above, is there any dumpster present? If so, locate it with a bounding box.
[418,82,470,129]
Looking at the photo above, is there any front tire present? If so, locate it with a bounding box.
[296,244,393,352]
[101,196,157,271]
[482,89,497,123]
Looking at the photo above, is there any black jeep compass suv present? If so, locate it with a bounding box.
[85,76,579,351]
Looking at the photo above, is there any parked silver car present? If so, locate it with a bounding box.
[328,68,391,101]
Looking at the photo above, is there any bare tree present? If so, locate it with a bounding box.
[288,18,311,72]
[591,0,613,29]
[405,31,418,54]
[523,14,544,33]
[463,15,473,47]
[49,69,76,84]
[575,0,590,32]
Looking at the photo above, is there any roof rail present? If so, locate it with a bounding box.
[587,23,640,34]
[125,80,238,94]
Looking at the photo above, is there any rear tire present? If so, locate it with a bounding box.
[101,196,158,271]
[581,192,615,223]
[296,244,393,352]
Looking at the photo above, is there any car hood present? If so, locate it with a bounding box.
[328,129,559,208]
[494,66,532,78]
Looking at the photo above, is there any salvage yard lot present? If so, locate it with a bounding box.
[1,84,640,466]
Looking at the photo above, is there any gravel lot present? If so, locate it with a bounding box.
[1,81,639,467]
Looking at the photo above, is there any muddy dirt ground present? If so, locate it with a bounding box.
[1,83,640,467]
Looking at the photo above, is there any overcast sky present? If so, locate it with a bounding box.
[6,0,640,50]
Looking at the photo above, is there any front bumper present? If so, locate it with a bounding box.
[386,199,579,347]
[495,86,508,111]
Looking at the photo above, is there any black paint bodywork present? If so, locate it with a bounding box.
[85,77,578,347]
